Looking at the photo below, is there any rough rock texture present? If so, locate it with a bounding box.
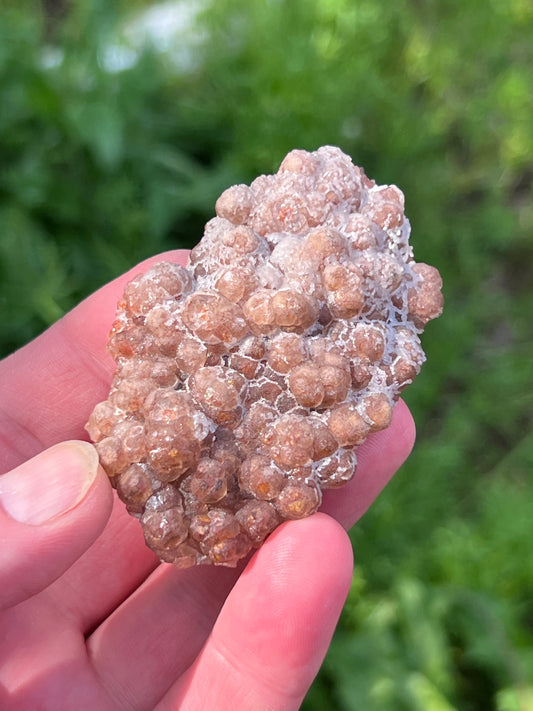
[86,146,443,567]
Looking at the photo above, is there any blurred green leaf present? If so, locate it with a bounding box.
[1,2,533,709]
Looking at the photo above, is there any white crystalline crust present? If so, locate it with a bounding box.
[86,146,443,568]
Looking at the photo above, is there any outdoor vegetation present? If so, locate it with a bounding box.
[1,0,532,708]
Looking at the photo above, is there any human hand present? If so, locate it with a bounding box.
[0,250,415,711]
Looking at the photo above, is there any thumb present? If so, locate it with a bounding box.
[0,440,113,611]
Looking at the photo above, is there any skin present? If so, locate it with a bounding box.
[0,250,416,711]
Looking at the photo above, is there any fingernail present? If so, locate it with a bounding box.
[0,441,99,525]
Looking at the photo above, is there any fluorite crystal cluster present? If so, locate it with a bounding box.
[86,146,443,567]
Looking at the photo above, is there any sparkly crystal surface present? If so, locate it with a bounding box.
[86,146,443,567]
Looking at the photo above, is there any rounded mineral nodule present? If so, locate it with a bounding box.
[86,145,443,568]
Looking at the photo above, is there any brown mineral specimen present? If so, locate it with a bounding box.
[86,146,443,568]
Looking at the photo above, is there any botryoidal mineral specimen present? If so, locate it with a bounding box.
[86,146,443,568]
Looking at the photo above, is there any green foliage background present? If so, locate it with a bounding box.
[1,1,532,708]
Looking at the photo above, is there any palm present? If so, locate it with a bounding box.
[0,250,415,711]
